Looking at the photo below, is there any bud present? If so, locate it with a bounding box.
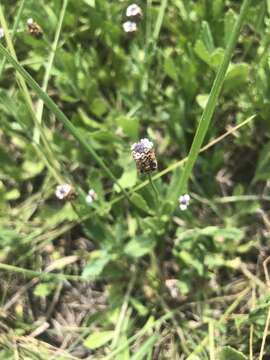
[131,138,157,175]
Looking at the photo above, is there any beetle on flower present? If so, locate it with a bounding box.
[131,138,157,175]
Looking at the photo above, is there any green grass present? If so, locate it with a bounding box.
[0,0,270,359]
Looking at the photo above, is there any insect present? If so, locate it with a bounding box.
[27,18,43,38]
[131,138,158,175]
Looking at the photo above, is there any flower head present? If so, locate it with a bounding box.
[131,138,157,175]
[86,189,97,204]
[178,194,190,211]
[0,28,4,39]
[122,21,138,34]
[55,184,74,201]
[126,4,143,20]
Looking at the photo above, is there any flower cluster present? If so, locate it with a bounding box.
[55,184,75,201]
[123,4,142,34]
[178,194,190,211]
[131,138,157,175]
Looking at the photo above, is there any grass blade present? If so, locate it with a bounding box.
[177,0,252,196]
[34,0,69,142]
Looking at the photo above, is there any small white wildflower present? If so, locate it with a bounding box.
[179,194,190,211]
[27,18,34,26]
[86,189,97,204]
[123,21,137,34]
[0,28,4,39]
[126,4,143,19]
[55,184,73,200]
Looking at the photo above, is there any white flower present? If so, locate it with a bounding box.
[179,194,190,211]
[86,189,97,204]
[126,4,142,18]
[27,18,34,26]
[0,28,4,39]
[55,184,73,200]
[123,21,137,33]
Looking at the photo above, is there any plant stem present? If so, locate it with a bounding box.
[34,0,69,143]
[177,0,252,196]
[148,173,159,205]
[0,0,26,76]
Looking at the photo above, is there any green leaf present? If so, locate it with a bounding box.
[116,163,137,191]
[84,331,114,350]
[219,346,247,360]
[224,9,237,45]
[201,21,215,53]
[82,251,111,279]
[194,40,211,65]
[130,193,153,215]
[164,56,178,81]
[124,235,155,258]
[131,335,157,360]
[254,141,270,182]
[34,283,55,298]
[116,116,139,140]
[83,0,95,7]
[224,63,250,93]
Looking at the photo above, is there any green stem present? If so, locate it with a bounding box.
[153,0,168,42]
[34,0,69,143]
[0,0,26,76]
[148,173,159,205]
[178,0,252,196]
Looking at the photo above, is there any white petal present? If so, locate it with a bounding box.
[179,204,188,211]
[86,195,93,204]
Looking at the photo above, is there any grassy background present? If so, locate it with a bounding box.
[0,0,270,359]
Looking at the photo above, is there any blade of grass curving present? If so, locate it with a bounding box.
[153,0,168,42]
[177,0,252,196]
[34,0,69,143]
[0,43,130,200]
[0,0,26,76]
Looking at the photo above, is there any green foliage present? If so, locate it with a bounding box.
[219,346,247,360]
[0,0,269,358]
